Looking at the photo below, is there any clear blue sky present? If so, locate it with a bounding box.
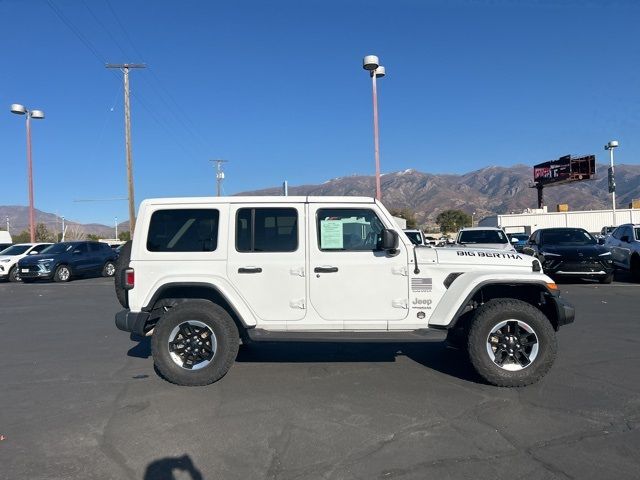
[1,0,638,225]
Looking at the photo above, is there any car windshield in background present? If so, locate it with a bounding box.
[509,234,529,242]
[405,232,422,245]
[0,245,31,256]
[542,229,596,246]
[40,243,74,254]
[459,230,508,244]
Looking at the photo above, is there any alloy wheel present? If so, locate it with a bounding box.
[486,319,539,371]
[167,320,217,370]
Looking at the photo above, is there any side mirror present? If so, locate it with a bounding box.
[529,239,536,245]
[380,229,399,250]
[597,237,605,245]
[28,251,38,255]
[621,236,630,243]
[511,237,519,243]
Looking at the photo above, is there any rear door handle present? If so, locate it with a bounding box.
[238,267,262,274]
[314,266,338,273]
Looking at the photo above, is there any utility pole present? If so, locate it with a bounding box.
[115,217,118,240]
[5,216,9,233]
[210,160,228,196]
[106,63,145,235]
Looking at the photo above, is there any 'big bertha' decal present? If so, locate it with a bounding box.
[411,277,433,292]
[457,251,523,260]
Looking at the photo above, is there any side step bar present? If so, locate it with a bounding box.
[246,328,446,343]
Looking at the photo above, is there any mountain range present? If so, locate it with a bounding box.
[2,163,639,235]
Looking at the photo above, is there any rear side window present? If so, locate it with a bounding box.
[147,209,219,252]
[236,208,298,252]
[89,243,101,252]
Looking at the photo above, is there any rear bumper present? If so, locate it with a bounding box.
[115,309,150,336]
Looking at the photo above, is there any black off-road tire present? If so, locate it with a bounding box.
[102,261,116,277]
[8,266,21,283]
[114,241,132,307]
[467,298,557,387]
[151,300,240,386]
[53,265,72,283]
[599,273,614,284]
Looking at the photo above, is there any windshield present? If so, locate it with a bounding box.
[459,230,508,244]
[0,245,31,256]
[40,243,75,254]
[404,231,422,245]
[541,229,596,246]
[508,234,529,242]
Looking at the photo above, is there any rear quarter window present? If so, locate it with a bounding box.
[147,209,220,252]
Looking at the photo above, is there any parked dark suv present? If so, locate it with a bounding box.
[18,241,118,282]
[523,228,614,283]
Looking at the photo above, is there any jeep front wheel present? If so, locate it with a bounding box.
[467,299,557,387]
[151,300,240,386]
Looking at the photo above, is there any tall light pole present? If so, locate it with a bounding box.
[472,211,476,227]
[605,140,619,226]
[362,55,386,201]
[10,104,45,243]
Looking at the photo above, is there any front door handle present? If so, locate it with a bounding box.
[314,266,338,273]
[238,267,262,274]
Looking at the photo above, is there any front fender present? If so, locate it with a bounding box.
[427,271,555,328]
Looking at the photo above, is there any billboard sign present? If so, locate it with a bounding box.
[533,155,595,186]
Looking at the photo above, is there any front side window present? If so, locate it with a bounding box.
[634,227,640,241]
[317,208,385,251]
[147,209,219,252]
[236,208,298,252]
[74,243,88,253]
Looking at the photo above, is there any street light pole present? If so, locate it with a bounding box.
[605,140,619,226]
[10,104,45,243]
[363,55,386,201]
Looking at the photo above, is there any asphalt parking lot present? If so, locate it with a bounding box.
[1,277,639,480]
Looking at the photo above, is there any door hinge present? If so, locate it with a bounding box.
[289,299,306,309]
[392,266,408,276]
[290,266,305,277]
[392,298,408,309]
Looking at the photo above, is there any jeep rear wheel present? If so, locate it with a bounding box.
[467,299,557,387]
[152,300,239,386]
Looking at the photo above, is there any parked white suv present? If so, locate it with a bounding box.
[455,227,516,251]
[604,223,640,281]
[0,243,52,282]
[114,197,574,387]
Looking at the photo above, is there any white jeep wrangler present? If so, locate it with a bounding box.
[114,196,574,387]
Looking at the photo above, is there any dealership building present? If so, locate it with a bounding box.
[479,207,640,235]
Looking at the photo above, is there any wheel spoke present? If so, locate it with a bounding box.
[494,347,508,366]
[514,350,531,367]
[507,321,520,336]
[520,333,537,347]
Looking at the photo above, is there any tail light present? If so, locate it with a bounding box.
[124,268,135,289]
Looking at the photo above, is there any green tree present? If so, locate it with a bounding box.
[13,230,31,243]
[435,209,471,233]
[389,208,418,229]
[35,223,55,242]
[118,231,131,241]
[86,234,100,241]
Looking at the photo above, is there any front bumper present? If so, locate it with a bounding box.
[18,269,53,279]
[543,258,614,277]
[115,309,150,336]
[549,295,575,327]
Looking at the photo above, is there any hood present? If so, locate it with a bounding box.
[18,252,65,266]
[418,246,535,270]
[540,244,608,260]
[0,255,14,261]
